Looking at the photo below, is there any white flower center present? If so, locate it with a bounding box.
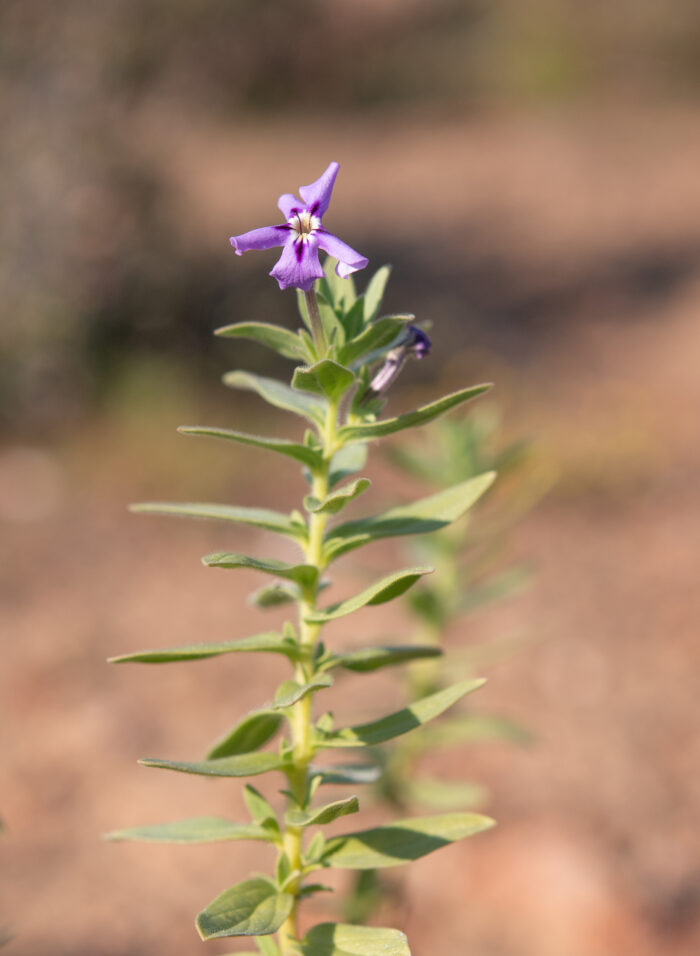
[289,210,321,243]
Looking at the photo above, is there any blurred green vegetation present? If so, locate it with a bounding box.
[2,0,700,434]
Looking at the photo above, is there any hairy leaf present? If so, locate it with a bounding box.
[305,568,432,624]
[108,632,297,665]
[224,370,325,425]
[104,817,270,844]
[325,644,442,673]
[285,796,359,828]
[338,384,492,442]
[304,478,370,516]
[139,752,286,778]
[196,878,293,940]
[215,322,307,360]
[130,502,305,540]
[206,711,283,760]
[322,812,495,869]
[338,315,411,367]
[318,678,485,748]
[178,426,322,470]
[202,553,317,590]
[273,674,333,709]
[292,360,355,403]
[328,443,368,488]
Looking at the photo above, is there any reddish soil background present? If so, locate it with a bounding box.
[2,111,700,956]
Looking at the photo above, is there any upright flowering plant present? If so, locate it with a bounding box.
[108,163,497,956]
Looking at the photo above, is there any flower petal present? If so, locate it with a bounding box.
[316,230,369,278]
[298,162,340,217]
[277,193,303,218]
[230,225,289,255]
[270,236,324,292]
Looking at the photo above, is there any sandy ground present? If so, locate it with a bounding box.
[2,110,700,956]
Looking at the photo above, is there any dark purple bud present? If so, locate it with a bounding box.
[407,325,431,360]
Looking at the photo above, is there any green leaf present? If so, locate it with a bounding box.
[324,473,496,561]
[322,256,356,310]
[285,796,359,828]
[405,778,489,812]
[214,322,307,360]
[309,764,381,786]
[300,922,409,956]
[337,315,411,367]
[108,632,297,665]
[223,370,325,425]
[363,265,392,322]
[315,289,346,345]
[317,678,485,748]
[292,360,355,403]
[273,674,333,709]
[243,785,278,825]
[196,878,293,940]
[304,478,370,516]
[178,426,322,470]
[202,553,317,590]
[104,817,270,844]
[325,644,442,673]
[305,568,432,624]
[338,384,492,442]
[418,713,533,748]
[130,502,305,540]
[322,812,495,869]
[339,297,365,341]
[139,752,286,778]
[255,933,281,956]
[206,711,283,760]
[248,583,298,609]
[328,443,368,488]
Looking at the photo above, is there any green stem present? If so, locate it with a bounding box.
[277,399,338,955]
[305,288,328,357]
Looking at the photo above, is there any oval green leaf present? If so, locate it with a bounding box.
[300,922,409,956]
[214,322,307,360]
[202,553,317,590]
[206,711,283,760]
[223,370,325,425]
[196,877,293,940]
[325,644,442,673]
[304,478,370,516]
[292,360,355,403]
[139,752,286,778]
[178,426,322,470]
[285,796,359,828]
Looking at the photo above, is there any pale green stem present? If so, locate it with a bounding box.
[277,399,338,955]
[305,288,327,356]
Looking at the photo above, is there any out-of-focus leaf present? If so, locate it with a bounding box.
[317,678,485,748]
[328,443,368,488]
[306,568,432,624]
[104,817,271,844]
[255,933,281,956]
[300,922,409,956]
[419,713,533,748]
[304,478,370,516]
[324,473,496,560]
[130,502,306,540]
[224,370,325,425]
[178,426,323,470]
[404,778,489,811]
[196,878,293,940]
[324,645,441,673]
[310,764,381,786]
[339,384,492,442]
[109,632,297,665]
[363,265,392,322]
[139,752,286,778]
[286,795,359,828]
[322,812,494,869]
[206,711,283,759]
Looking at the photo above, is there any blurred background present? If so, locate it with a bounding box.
[2,2,700,954]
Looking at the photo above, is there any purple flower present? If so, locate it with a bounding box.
[365,325,432,400]
[230,162,369,292]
